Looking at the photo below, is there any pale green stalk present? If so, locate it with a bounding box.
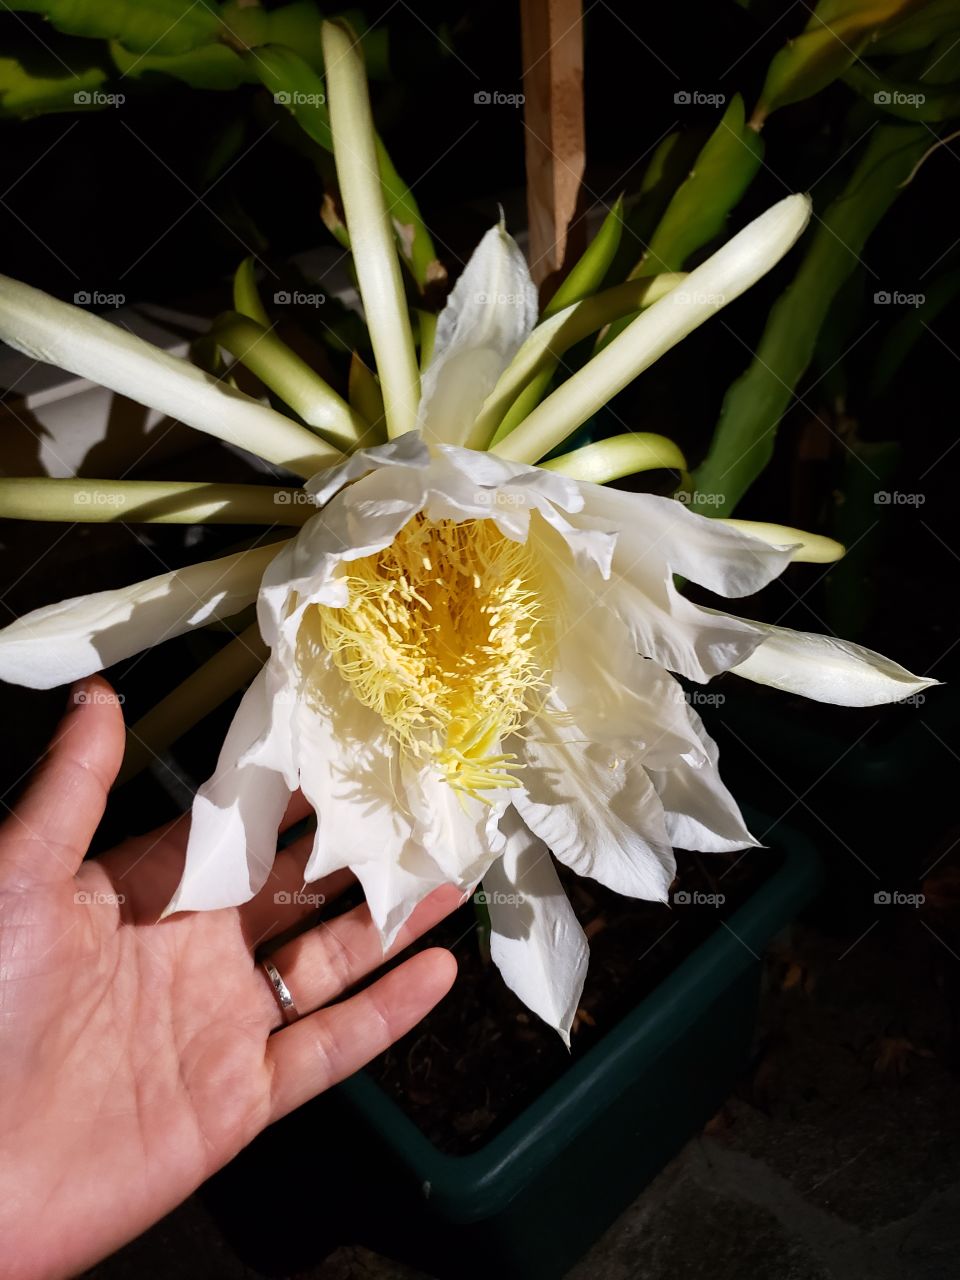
[321,19,419,437]
[540,433,687,484]
[349,352,386,441]
[0,478,317,525]
[211,311,367,451]
[718,519,843,563]
[417,309,437,371]
[467,273,684,451]
[118,624,268,785]
[492,196,811,464]
[232,256,271,327]
[542,195,624,319]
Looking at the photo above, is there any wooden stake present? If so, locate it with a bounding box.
[520,0,587,294]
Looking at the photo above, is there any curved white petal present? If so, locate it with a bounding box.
[649,704,757,853]
[730,620,939,707]
[164,667,291,915]
[486,810,588,1046]
[405,763,507,890]
[0,543,281,690]
[513,707,675,902]
[418,224,538,447]
[577,484,794,597]
[294,653,447,949]
[0,274,337,476]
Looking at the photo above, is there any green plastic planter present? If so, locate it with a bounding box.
[333,811,821,1280]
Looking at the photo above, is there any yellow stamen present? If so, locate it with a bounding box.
[316,516,553,796]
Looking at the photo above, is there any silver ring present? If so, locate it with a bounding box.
[261,958,299,1025]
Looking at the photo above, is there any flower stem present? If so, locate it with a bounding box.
[0,478,317,524]
[322,19,420,438]
[541,433,687,484]
[491,195,811,465]
[210,311,367,451]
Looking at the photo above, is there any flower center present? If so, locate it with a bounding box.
[316,515,552,797]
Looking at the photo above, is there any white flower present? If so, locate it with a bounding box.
[0,35,935,1042]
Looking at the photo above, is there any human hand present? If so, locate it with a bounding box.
[0,676,459,1279]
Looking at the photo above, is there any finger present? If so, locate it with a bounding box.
[260,883,465,1022]
[241,835,356,948]
[0,676,125,885]
[266,948,457,1121]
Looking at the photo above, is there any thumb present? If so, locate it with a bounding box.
[0,676,126,886]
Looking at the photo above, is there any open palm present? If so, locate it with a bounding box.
[0,677,459,1280]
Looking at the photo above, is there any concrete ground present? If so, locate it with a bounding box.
[86,888,960,1280]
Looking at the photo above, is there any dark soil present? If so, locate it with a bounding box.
[369,846,780,1156]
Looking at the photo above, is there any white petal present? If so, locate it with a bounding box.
[164,667,291,914]
[295,655,447,949]
[405,764,507,890]
[485,810,588,1046]
[533,511,765,683]
[514,710,675,902]
[418,224,538,447]
[730,620,940,707]
[649,705,757,853]
[0,273,337,476]
[0,543,280,690]
[303,430,429,507]
[577,484,794,597]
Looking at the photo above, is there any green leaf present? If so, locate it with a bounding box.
[109,38,252,90]
[637,96,764,277]
[542,195,624,318]
[844,62,960,121]
[754,0,921,122]
[7,0,221,56]
[693,121,930,516]
[0,51,106,118]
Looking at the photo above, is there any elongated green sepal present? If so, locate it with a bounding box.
[542,195,624,319]
[233,257,270,327]
[321,19,419,438]
[349,352,386,441]
[717,519,844,564]
[0,477,318,525]
[469,273,684,450]
[492,196,811,464]
[211,311,366,451]
[541,433,687,484]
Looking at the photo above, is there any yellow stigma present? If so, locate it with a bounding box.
[316,515,553,797]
